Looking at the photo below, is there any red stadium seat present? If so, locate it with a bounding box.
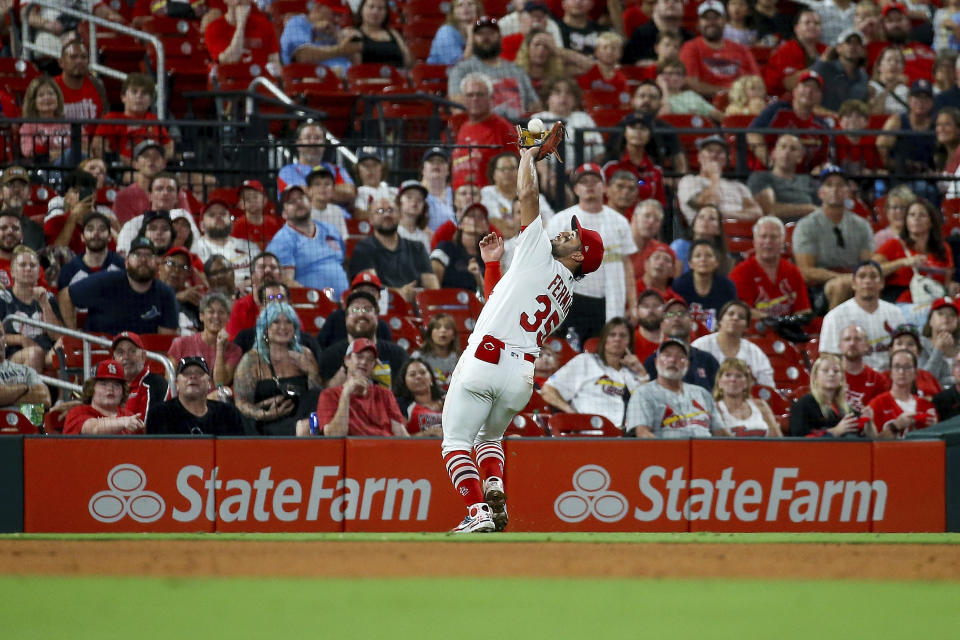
[548,413,621,437]
[412,63,450,95]
[521,390,552,415]
[416,288,484,316]
[0,58,40,103]
[542,336,580,368]
[385,314,425,353]
[281,63,345,92]
[0,410,41,435]
[504,413,546,437]
[346,63,409,92]
[658,113,716,171]
[288,287,340,317]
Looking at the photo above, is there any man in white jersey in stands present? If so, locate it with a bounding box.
[441,146,605,533]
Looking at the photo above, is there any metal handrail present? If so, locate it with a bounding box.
[7,315,176,392]
[19,0,167,119]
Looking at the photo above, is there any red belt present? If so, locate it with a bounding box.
[523,353,535,363]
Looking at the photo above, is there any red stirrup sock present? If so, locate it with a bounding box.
[474,441,505,481]
[443,449,484,507]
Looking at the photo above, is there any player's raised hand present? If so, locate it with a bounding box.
[479,233,504,263]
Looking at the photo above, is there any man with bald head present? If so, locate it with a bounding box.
[746,134,818,222]
[840,323,888,412]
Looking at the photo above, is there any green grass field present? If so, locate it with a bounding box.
[2,533,959,639]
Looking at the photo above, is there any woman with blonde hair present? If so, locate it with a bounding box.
[515,29,567,93]
[427,0,483,65]
[790,354,868,437]
[19,75,72,161]
[713,358,781,436]
[724,75,767,116]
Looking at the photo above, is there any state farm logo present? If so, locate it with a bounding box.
[554,465,629,523]
[88,464,165,523]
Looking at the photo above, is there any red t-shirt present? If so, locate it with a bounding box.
[451,114,516,188]
[0,258,50,290]
[868,391,938,437]
[633,328,660,363]
[635,279,683,302]
[226,293,258,339]
[205,11,279,69]
[728,255,811,317]
[125,367,171,421]
[55,75,103,122]
[875,237,953,301]
[764,39,826,97]
[878,368,942,399]
[619,150,666,206]
[405,402,442,435]
[43,212,117,256]
[315,384,405,436]
[678,37,760,90]
[92,112,172,160]
[866,41,935,84]
[578,64,629,96]
[845,365,890,412]
[232,214,284,250]
[501,33,523,62]
[834,133,881,173]
[63,403,137,435]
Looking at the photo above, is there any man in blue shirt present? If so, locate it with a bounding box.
[276,121,355,208]
[267,183,349,299]
[279,0,358,73]
[61,236,177,335]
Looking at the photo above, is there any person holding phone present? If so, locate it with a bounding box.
[43,170,117,256]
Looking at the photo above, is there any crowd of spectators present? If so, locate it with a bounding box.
[4,0,960,441]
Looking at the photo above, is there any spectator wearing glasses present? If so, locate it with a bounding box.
[642,298,720,391]
[169,292,244,389]
[147,357,245,435]
[792,165,876,311]
[226,252,282,339]
[205,255,238,300]
[111,331,171,422]
[878,324,943,398]
[868,348,939,439]
[63,360,144,435]
[158,247,203,335]
[317,272,392,349]
[60,236,178,335]
[232,281,323,366]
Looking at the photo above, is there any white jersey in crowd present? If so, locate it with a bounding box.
[690,333,776,388]
[545,205,637,324]
[819,298,905,371]
[193,235,257,283]
[544,352,648,428]
[716,398,772,437]
[625,381,725,438]
[311,203,348,241]
[116,208,199,255]
[470,215,574,356]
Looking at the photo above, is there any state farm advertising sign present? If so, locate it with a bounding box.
[21,437,946,533]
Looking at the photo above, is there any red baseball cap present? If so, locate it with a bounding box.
[882,3,906,17]
[111,331,144,351]
[931,297,959,314]
[571,216,604,275]
[573,163,605,185]
[345,337,378,358]
[351,272,383,289]
[239,179,265,194]
[797,69,823,89]
[163,246,192,261]
[203,198,233,214]
[602,161,640,184]
[93,359,126,381]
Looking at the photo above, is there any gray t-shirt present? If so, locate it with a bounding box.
[792,209,875,271]
[747,172,817,205]
[0,359,41,410]
[624,381,725,438]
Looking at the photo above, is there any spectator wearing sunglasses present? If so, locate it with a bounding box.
[231,281,324,368]
[147,357,246,435]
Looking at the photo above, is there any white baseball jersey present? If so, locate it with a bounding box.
[193,235,257,283]
[625,381,725,438]
[545,205,637,323]
[468,215,575,355]
[544,352,648,428]
[819,298,905,371]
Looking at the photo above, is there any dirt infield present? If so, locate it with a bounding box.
[2,540,960,580]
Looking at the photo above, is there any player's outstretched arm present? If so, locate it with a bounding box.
[518,146,541,228]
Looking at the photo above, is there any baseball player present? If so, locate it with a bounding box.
[441,146,605,532]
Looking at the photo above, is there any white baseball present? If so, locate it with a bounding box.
[527,118,545,134]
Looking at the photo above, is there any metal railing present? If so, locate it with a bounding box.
[19,0,167,119]
[8,315,176,393]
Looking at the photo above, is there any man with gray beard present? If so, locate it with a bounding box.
[626,338,727,438]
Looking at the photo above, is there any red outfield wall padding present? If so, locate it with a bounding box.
[20,437,947,533]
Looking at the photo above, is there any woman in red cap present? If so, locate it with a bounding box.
[63,360,144,435]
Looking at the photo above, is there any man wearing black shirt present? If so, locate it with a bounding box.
[147,356,245,435]
[623,0,694,64]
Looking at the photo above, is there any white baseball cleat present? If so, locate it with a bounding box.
[483,477,508,532]
[452,503,496,533]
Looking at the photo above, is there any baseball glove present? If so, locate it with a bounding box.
[516,120,565,163]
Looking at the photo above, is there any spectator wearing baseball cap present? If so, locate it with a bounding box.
[316,272,393,349]
[56,208,126,293]
[865,3,935,85]
[678,1,760,98]
[545,161,638,342]
[875,77,938,202]
[764,9,827,98]
[921,297,960,389]
[193,199,258,286]
[811,28,869,112]
[419,147,457,230]
[147,356,246,435]
[609,113,666,208]
[62,359,144,435]
[747,69,831,172]
[0,167,45,251]
[112,139,168,224]
[303,337,410,437]
[233,179,283,251]
[353,146,398,219]
[641,298,721,392]
[61,235,179,335]
[636,243,683,304]
[676,135,763,226]
[111,330,171,422]
[396,179,434,254]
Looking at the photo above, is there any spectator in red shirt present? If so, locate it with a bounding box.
[91,74,173,161]
[840,323,890,412]
[112,331,171,422]
[112,139,169,224]
[834,99,883,175]
[205,0,280,74]
[43,170,102,255]
[63,359,144,435]
[577,31,628,96]
[677,0,760,98]
[232,179,282,250]
[611,114,666,207]
[747,70,831,171]
[225,251,282,339]
[450,73,517,189]
[868,348,938,438]
[765,10,827,98]
[299,338,409,437]
[728,216,812,321]
[633,288,666,362]
[54,40,107,125]
[603,162,641,219]
[866,3,935,83]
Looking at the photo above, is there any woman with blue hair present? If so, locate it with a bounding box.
[234,302,321,435]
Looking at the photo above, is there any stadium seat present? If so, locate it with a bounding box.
[658,113,717,171]
[416,288,483,317]
[382,289,413,317]
[288,287,340,317]
[411,63,450,95]
[619,63,657,89]
[384,314,424,353]
[543,336,580,367]
[548,413,621,437]
[55,335,112,385]
[0,410,40,435]
[345,63,409,92]
[521,390,552,415]
[281,63,345,92]
[0,58,40,103]
[582,88,629,110]
[504,413,546,437]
